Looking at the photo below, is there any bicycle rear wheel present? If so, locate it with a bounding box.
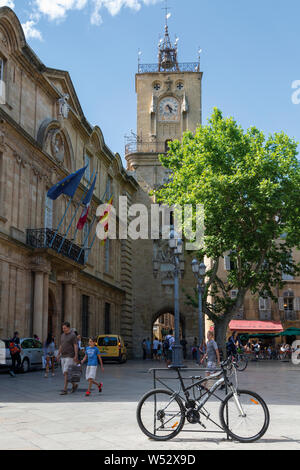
[137,389,185,441]
[220,389,270,443]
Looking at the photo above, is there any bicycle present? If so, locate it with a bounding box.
[136,360,270,443]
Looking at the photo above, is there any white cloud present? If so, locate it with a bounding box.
[22,20,43,41]
[34,0,89,21]
[0,0,15,8]
[33,0,161,24]
[20,0,161,40]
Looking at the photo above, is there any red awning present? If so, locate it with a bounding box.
[229,320,283,333]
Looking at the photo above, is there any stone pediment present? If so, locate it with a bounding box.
[43,69,84,119]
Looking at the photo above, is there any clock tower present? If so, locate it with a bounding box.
[126,13,203,190]
[125,12,204,359]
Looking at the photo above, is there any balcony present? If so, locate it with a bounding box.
[138,63,200,74]
[125,140,167,156]
[26,229,85,266]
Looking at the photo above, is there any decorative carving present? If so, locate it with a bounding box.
[164,77,173,92]
[58,94,70,119]
[51,129,65,162]
[0,28,8,49]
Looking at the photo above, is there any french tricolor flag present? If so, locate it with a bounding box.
[77,175,97,230]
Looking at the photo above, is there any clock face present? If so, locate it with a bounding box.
[158,97,180,122]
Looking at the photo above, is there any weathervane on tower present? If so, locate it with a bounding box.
[158,0,179,72]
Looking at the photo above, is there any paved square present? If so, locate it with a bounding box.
[0,361,299,450]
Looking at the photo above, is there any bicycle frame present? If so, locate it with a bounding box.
[149,364,238,438]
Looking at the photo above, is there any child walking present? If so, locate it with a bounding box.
[81,337,104,397]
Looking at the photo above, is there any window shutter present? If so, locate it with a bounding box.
[265,298,272,310]
[224,256,231,271]
[293,298,300,311]
[278,297,284,311]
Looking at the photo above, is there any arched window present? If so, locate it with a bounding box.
[283,290,294,312]
[44,194,53,229]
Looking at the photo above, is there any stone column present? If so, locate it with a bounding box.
[33,271,44,340]
[42,272,49,341]
[64,282,73,325]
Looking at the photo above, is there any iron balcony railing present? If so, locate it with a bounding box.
[26,228,85,266]
[138,63,200,74]
[283,310,298,321]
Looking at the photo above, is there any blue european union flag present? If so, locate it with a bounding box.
[47,165,88,201]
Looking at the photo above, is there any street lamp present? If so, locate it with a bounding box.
[192,259,206,361]
[168,230,184,368]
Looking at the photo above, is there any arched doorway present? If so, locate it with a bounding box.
[152,311,184,342]
[48,290,57,338]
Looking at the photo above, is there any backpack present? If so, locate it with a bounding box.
[163,336,170,350]
[9,341,20,355]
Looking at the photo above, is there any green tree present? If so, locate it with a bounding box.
[155,108,300,354]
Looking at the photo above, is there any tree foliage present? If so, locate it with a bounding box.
[155,108,300,350]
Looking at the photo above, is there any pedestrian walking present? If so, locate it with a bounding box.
[146,337,151,359]
[57,322,79,395]
[192,337,198,361]
[152,337,159,360]
[164,329,175,367]
[157,341,163,362]
[180,336,187,360]
[201,330,220,386]
[81,337,104,397]
[44,333,56,378]
[9,332,21,377]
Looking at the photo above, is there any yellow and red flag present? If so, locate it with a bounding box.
[99,196,113,245]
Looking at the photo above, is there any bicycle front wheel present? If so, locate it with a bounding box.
[220,389,270,443]
[137,389,185,441]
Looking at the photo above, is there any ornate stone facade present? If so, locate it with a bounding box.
[0,7,138,354]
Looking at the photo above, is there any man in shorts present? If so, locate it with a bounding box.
[57,322,78,395]
[164,329,175,367]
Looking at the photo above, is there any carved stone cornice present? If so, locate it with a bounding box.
[29,255,51,274]
[58,270,78,285]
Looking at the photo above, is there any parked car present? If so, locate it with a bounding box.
[0,338,44,373]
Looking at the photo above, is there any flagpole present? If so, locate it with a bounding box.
[76,214,97,262]
[74,183,109,259]
[49,198,73,249]
[57,170,96,254]
[80,192,113,263]
[67,172,98,256]
[84,228,98,263]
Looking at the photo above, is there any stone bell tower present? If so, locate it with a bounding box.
[126,12,203,191]
[125,11,203,358]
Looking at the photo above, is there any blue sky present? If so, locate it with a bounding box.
[7,0,300,162]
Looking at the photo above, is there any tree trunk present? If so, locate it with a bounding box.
[214,318,231,360]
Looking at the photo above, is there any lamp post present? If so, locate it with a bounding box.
[153,230,185,368]
[169,230,184,368]
[192,259,206,362]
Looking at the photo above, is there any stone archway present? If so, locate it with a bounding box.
[152,308,185,342]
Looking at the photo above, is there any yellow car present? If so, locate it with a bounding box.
[96,335,127,364]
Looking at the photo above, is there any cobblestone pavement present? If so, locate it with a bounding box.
[0,360,299,450]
